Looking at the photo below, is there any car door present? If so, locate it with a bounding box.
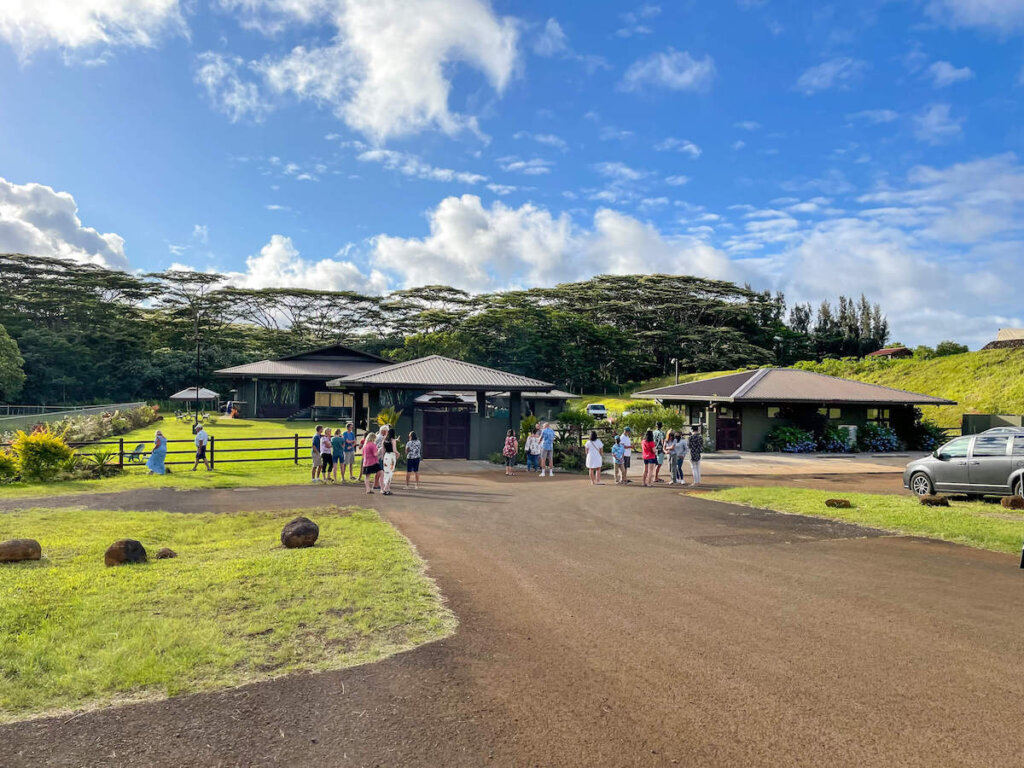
[931,436,972,492]
[968,435,1012,493]
[1012,436,1024,489]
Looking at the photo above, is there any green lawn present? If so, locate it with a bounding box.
[0,417,354,500]
[0,505,455,723]
[700,487,1024,554]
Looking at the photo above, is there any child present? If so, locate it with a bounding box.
[381,434,397,495]
[524,426,541,473]
[611,435,625,484]
[311,425,324,484]
[641,429,657,487]
[664,430,678,485]
[330,427,344,482]
[502,429,519,477]
[674,430,688,484]
[361,431,380,494]
[405,430,422,489]
[320,427,335,482]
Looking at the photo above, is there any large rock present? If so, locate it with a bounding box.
[919,494,950,507]
[0,538,41,563]
[281,517,319,549]
[155,547,178,559]
[825,498,852,509]
[1001,496,1024,511]
[105,539,147,567]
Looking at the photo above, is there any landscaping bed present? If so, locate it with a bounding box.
[0,505,454,723]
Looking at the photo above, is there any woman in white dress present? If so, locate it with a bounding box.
[584,429,605,486]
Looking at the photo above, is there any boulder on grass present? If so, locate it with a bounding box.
[0,538,41,563]
[1001,496,1024,511]
[105,539,147,567]
[919,494,950,507]
[825,499,852,509]
[155,547,178,559]
[281,517,319,549]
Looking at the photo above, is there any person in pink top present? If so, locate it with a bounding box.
[361,431,381,494]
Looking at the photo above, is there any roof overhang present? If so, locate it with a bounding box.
[328,379,552,392]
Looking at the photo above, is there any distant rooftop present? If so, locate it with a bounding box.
[329,355,553,391]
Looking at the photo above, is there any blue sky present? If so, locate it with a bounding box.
[1,0,1023,347]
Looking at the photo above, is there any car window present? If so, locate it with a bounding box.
[940,437,971,459]
[1014,436,1024,456]
[972,435,1009,458]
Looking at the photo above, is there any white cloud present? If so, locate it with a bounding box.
[513,131,569,151]
[654,138,702,158]
[913,103,964,144]
[499,157,554,175]
[925,0,1024,33]
[593,162,648,181]
[533,17,568,56]
[195,52,271,122]
[368,194,735,291]
[734,120,761,131]
[229,234,389,293]
[847,108,899,123]
[616,3,661,37]
[0,176,127,268]
[731,140,746,151]
[927,60,974,87]
[619,48,715,92]
[212,0,519,143]
[357,149,487,184]
[664,175,690,186]
[794,57,867,94]
[0,0,185,60]
[487,183,517,196]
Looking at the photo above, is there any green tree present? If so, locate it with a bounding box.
[0,324,26,402]
[934,340,969,357]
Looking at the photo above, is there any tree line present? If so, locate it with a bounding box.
[0,253,890,404]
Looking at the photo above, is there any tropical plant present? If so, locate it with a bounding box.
[764,425,817,453]
[374,407,404,429]
[857,423,901,452]
[82,447,121,477]
[816,423,850,453]
[10,427,74,482]
[519,413,538,444]
[555,409,596,446]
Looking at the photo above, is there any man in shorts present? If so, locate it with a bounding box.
[341,422,357,481]
[311,425,324,484]
[619,426,633,484]
[192,424,211,471]
[539,421,556,477]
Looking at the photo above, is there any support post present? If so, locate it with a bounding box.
[476,391,487,418]
[294,434,299,465]
[509,391,522,434]
[119,437,124,470]
[209,435,215,469]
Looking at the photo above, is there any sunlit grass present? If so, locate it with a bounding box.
[700,486,1024,553]
[0,505,454,722]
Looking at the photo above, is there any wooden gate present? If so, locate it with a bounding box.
[422,409,471,459]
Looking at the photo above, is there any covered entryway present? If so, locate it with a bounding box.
[715,405,742,451]
[422,409,471,459]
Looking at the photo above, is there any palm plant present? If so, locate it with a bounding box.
[374,407,404,429]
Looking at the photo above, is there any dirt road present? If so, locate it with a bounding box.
[5,473,1023,766]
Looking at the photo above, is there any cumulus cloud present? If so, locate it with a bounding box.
[0,176,127,268]
[0,0,185,60]
[654,138,702,158]
[533,17,568,56]
[206,0,519,142]
[927,60,974,87]
[195,52,271,122]
[794,57,867,94]
[925,0,1024,33]
[229,234,389,293]
[913,103,964,144]
[619,48,715,92]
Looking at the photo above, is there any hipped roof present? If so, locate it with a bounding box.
[329,355,553,392]
[633,368,956,406]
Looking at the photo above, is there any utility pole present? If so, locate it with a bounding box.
[670,357,679,385]
[194,310,201,430]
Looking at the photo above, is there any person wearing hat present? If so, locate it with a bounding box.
[618,426,633,484]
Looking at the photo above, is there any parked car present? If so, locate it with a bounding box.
[903,433,1024,498]
[585,403,608,420]
[981,426,1024,434]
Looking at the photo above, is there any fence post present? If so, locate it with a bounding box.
[294,433,299,465]
[119,437,124,470]
[210,435,215,469]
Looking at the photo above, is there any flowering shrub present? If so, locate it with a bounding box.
[51,405,159,445]
[0,450,17,483]
[857,423,901,452]
[817,424,851,453]
[11,428,74,482]
[764,425,817,453]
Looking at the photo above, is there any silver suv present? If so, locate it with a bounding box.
[904,433,1024,498]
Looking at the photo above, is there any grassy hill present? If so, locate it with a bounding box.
[577,350,1024,429]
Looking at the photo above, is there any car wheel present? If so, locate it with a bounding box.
[909,472,933,497]
[1016,479,1024,499]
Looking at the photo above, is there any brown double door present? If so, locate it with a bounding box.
[422,409,471,459]
[716,407,742,451]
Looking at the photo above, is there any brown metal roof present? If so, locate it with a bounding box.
[633,368,956,405]
[328,355,554,391]
[214,359,386,380]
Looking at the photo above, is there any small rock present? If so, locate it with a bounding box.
[281,517,319,549]
[0,538,41,563]
[105,539,147,567]
[155,548,178,559]
[1001,496,1024,510]
[825,498,852,509]
[919,494,950,507]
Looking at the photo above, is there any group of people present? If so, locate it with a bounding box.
[145,423,213,475]
[514,420,705,487]
[312,423,423,496]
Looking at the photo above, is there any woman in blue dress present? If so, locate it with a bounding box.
[146,429,168,475]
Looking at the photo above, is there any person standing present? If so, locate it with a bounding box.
[380,434,397,495]
[361,431,380,494]
[146,429,168,475]
[689,426,704,485]
[524,426,541,474]
[664,430,678,485]
[611,435,625,484]
[674,429,689,484]
[192,424,211,472]
[320,427,335,482]
[373,425,389,489]
[652,421,666,483]
[620,426,633,484]
[584,429,605,485]
[641,429,657,487]
[405,430,422,489]
[341,422,358,481]
[330,427,345,482]
[502,429,519,477]
[311,425,324,484]
[539,421,556,477]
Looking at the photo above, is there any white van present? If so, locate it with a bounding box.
[586,403,608,420]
